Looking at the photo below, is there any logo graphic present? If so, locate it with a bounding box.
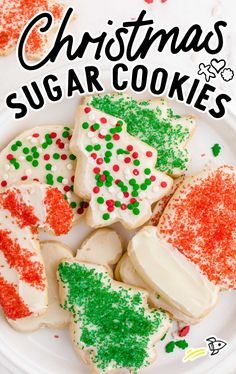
[182,336,227,363]
[206,336,227,356]
[198,58,234,82]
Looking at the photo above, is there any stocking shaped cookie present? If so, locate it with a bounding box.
[9,229,123,332]
[70,106,172,229]
[0,126,88,222]
[158,166,236,289]
[0,0,67,59]
[57,259,171,373]
[0,182,73,321]
[85,94,195,176]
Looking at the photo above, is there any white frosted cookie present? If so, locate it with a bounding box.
[84,93,196,177]
[0,126,88,222]
[57,259,171,373]
[128,226,219,321]
[0,182,73,322]
[150,177,185,226]
[0,0,67,59]
[76,228,123,267]
[158,166,236,289]
[70,105,173,229]
[8,241,73,332]
[8,229,123,331]
[115,253,200,324]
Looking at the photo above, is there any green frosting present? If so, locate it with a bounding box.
[58,261,167,372]
[88,94,193,175]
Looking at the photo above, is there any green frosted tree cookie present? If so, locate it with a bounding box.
[85,94,195,176]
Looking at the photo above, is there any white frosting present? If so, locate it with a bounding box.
[128,226,219,319]
[0,183,71,320]
[70,106,173,229]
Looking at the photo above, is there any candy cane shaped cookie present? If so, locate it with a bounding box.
[70,106,173,229]
[0,182,73,321]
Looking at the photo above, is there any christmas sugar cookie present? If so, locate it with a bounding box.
[57,259,171,373]
[8,241,73,332]
[9,229,123,332]
[128,226,219,321]
[85,93,195,176]
[0,0,67,59]
[0,182,73,321]
[116,253,202,324]
[158,166,236,289]
[0,126,88,222]
[70,106,173,229]
[150,177,185,226]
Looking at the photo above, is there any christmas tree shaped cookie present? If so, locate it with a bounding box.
[0,0,68,59]
[57,259,171,373]
[85,94,195,176]
[70,106,173,229]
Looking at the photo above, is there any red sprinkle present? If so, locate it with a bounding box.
[124,157,131,164]
[133,169,139,176]
[146,151,153,157]
[127,145,133,152]
[44,154,50,161]
[113,134,120,141]
[178,326,190,337]
[93,167,100,174]
[84,107,91,113]
[150,176,156,182]
[161,181,167,188]
[7,154,13,161]
[100,117,107,124]
[32,133,40,138]
[50,132,57,139]
[113,165,120,172]
[121,204,127,210]
[93,187,100,194]
[100,175,106,181]
[21,176,28,181]
[61,154,67,160]
[1,181,7,187]
[132,152,139,159]
[96,158,103,165]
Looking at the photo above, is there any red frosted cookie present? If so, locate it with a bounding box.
[158,166,236,289]
[0,0,67,59]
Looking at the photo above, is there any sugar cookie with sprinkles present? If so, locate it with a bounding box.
[8,229,122,332]
[0,126,88,222]
[0,182,73,322]
[158,166,236,289]
[84,93,195,176]
[57,259,171,373]
[70,106,173,229]
[0,0,67,59]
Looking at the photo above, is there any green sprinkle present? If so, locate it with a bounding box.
[45,164,52,171]
[53,153,60,160]
[133,160,140,166]
[132,191,138,197]
[86,145,93,152]
[57,176,63,183]
[133,208,140,215]
[105,151,112,157]
[42,143,48,149]
[26,155,33,162]
[32,160,39,167]
[115,201,121,207]
[33,152,40,159]
[211,143,221,157]
[11,144,18,151]
[165,341,175,353]
[145,178,151,186]
[31,146,37,152]
[94,144,101,151]
[69,154,76,160]
[103,213,110,220]
[97,197,104,204]
[105,134,112,141]
[141,184,147,191]
[104,157,111,164]
[70,202,77,209]
[82,122,89,129]
[93,123,100,131]
[144,168,151,175]
[23,147,30,154]
[106,142,113,150]
[161,333,166,341]
[16,141,22,147]
[14,162,20,170]
[62,131,70,138]
[128,204,133,210]
[175,340,188,349]
[129,178,136,186]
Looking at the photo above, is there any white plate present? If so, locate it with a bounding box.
[0,73,236,374]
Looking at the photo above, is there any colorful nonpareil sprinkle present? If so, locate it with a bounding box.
[178,325,190,337]
[165,340,188,353]
[0,126,88,221]
[58,261,169,372]
[159,166,236,289]
[87,94,194,176]
[211,143,221,157]
[0,0,66,58]
[72,106,172,228]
